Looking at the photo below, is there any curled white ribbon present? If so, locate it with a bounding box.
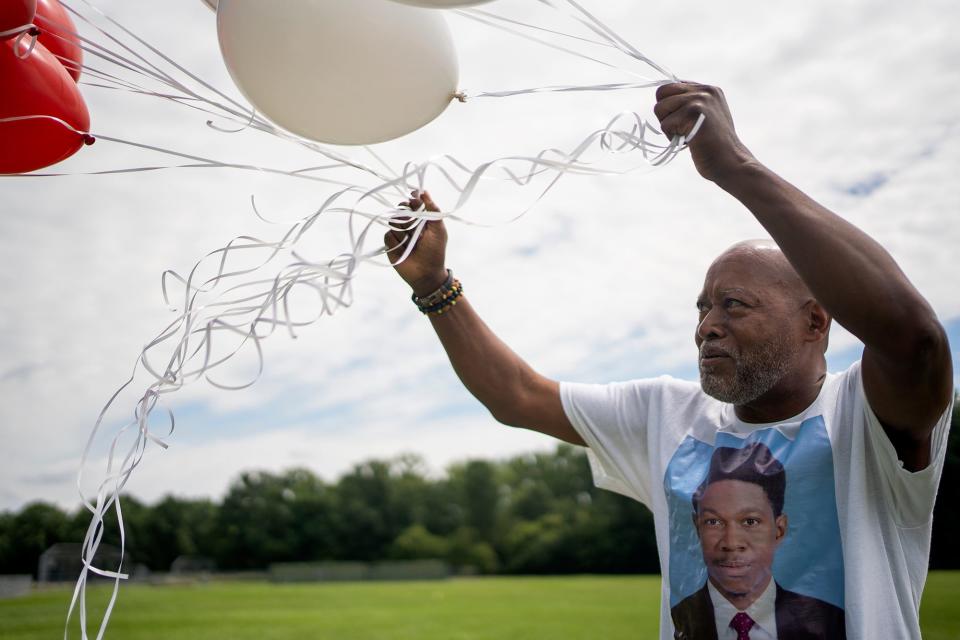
[1,23,39,58]
[0,1,709,637]
[0,22,35,40]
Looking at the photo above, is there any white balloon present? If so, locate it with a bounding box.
[216,0,459,145]
[386,0,496,7]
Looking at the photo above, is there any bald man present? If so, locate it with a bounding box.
[386,83,953,640]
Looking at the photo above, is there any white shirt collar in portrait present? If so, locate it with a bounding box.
[707,578,777,640]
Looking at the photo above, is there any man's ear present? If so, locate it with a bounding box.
[774,513,788,545]
[802,300,831,348]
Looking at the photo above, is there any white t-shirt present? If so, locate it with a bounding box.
[560,360,952,640]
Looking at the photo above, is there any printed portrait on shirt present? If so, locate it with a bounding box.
[664,417,846,640]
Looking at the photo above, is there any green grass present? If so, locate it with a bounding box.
[918,572,960,640]
[0,572,956,639]
[0,576,660,640]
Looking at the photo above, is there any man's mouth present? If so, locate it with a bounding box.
[699,346,732,366]
[714,560,751,577]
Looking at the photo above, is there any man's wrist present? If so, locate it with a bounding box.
[712,156,768,195]
[411,269,463,317]
[410,269,449,298]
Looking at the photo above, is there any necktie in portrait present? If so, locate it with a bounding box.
[730,612,755,640]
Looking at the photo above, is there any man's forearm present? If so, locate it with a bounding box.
[426,297,542,425]
[715,160,944,356]
[418,294,580,444]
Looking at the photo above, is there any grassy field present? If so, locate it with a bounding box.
[0,572,956,639]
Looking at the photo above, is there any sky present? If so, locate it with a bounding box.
[1,0,958,513]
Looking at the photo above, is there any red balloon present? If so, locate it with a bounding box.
[0,0,36,38]
[0,38,92,174]
[34,0,81,81]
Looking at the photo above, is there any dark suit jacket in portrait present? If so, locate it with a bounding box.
[670,582,846,640]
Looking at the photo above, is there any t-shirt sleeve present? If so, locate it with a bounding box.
[559,378,666,507]
[846,360,954,527]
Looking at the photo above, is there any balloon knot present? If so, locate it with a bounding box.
[82,134,96,146]
[28,27,41,37]
[453,91,468,103]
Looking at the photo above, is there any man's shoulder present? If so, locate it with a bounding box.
[561,374,711,414]
[670,585,717,640]
[671,584,711,613]
[617,375,715,405]
[823,360,863,400]
[775,584,846,639]
[578,374,703,393]
[776,584,843,612]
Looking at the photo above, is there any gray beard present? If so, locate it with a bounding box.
[699,335,798,405]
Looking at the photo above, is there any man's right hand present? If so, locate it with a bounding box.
[384,190,449,297]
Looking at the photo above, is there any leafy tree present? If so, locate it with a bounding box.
[571,490,659,574]
[445,527,499,574]
[333,459,412,561]
[138,497,217,570]
[5,502,71,576]
[215,469,319,569]
[286,468,338,563]
[448,460,500,543]
[389,524,448,560]
[508,479,554,522]
[414,480,463,537]
[502,513,574,573]
[930,394,960,568]
[0,512,13,573]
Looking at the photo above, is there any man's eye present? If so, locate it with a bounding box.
[704,518,723,527]
[742,518,760,527]
[723,298,744,309]
[696,301,709,313]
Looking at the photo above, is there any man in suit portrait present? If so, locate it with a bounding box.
[671,442,845,640]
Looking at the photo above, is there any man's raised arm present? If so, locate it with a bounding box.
[655,82,953,470]
[384,192,584,446]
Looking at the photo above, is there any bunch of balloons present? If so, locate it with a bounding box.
[9,4,688,637]
[211,0,495,145]
[0,0,91,174]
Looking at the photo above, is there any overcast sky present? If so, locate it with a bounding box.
[1,0,958,512]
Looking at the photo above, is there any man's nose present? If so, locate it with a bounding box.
[720,526,746,551]
[697,307,726,342]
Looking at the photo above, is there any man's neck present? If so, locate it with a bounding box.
[709,575,774,611]
[734,360,827,424]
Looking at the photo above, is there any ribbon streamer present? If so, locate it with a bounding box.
[1,23,40,58]
[1,2,705,637]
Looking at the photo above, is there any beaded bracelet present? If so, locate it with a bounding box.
[412,269,463,316]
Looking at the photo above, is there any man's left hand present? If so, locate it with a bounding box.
[654,82,756,184]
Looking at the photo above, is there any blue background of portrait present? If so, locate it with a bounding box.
[664,416,844,608]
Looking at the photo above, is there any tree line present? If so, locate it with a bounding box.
[2,398,958,578]
[0,444,658,577]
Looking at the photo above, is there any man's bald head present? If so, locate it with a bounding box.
[708,239,814,306]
